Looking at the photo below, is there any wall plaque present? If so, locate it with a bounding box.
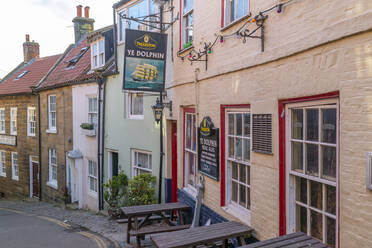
[198,116,219,180]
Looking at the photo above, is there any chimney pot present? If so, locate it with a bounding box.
[23,35,39,62]
[76,5,82,17]
[25,34,30,42]
[84,6,90,18]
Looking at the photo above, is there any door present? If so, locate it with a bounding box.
[32,162,39,198]
[112,152,119,177]
[171,121,178,202]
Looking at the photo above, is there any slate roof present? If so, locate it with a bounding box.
[37,36,96,90]
[0,54,62,95]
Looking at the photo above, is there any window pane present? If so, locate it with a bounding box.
[247,188,250,209]
[188,152,195,186]
[228,137,234,158]
[232,181,238,202]
[237,0,244,19]
[228,114,234,135]
[296,205,307,233]
[326,217,336,248]
[322,108,337,144]
[247,166,250,185]
[306,109,319,141]
[310,210,323,241]
[229,0,235,23]
[326,185,336,215]
[239,164,246,184]
[236,113,242,136]
[192,115,196,151]
[231,162,238,180]
[292,109,303,139]
[243,113,250,137]
[243,138,250,161]
[235,138,242,159]
[295,177,307,204]
[183,0,193,13]
[291,141,303,172]
[99,40,104,52]
[310,181,322,210]
[306,144,319,176]
[322,146,336,180]
[239,184,246,207]
[138,153,148,168]
[186,115,192,149]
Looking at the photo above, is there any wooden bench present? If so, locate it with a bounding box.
[150,221,253,248]
[240,232,328,248]
[116,214,170,224]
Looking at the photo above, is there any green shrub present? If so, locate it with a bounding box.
[80,123,94,130]
[128,174,157,206]
[103,172,129,218]
[183,41,193,49]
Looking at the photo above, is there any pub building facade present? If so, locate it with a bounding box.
[164,0,372,247]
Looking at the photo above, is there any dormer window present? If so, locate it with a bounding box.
[66,47,89,68]
[15,70,29,80]
[91,39,105,69]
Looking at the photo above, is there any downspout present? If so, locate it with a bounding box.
[97,76,105,210]
[37,92,42,200]
[101,76,107,209]
[112,6,118,73]
[194,68,200,124]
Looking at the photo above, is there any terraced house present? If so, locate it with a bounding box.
[165,0,372,247]
[0,35,61,199]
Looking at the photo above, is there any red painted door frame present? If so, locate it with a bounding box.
[278,91,339,236]
[171,121,178,202]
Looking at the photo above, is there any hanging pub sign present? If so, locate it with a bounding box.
[198,116,219,180]
[123,29,167,92]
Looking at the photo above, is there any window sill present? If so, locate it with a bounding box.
[222,203,251,226]
[46,129,57,134]
[127,115,144,120]
[0,131,5,135]
[0,173,6,177]
[182,185,197,199]
[12,176,19,181]
[177,45,194,56]
[47,181,58,190]
[10,133,17,136]
[220,13,252,32]
[27,133,36,137]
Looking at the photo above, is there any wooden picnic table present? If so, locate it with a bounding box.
[121,202,192,246]
[150,221,253,248]
[240,232,328,248]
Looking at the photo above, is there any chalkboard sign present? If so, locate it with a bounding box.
[198,116,219,181]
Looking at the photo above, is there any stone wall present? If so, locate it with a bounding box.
[0,95,38,198]
[39,87,73,203]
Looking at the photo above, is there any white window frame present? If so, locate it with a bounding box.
[11,152,19,181]
[10,107,17,135]
[126,92,144,120]
[286,99,338,247]
[0,108,5,134]
[367,153,372,190]
[224,0,250,26]
[91,39,105,69]
[0,151,6,177]
[184,111,197,194]
[47,95,57,132]
[87,160,98,195]
[117,0,157,43]
[47,148,58,189]
[182,0,193,47]
[27,107,36,136]
[131,149,152,177]
[88,96,98,127]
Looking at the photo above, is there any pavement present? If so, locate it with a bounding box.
[0,199,145,248]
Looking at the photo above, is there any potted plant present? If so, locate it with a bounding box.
[103,172,129,218]
[80,123,96,136]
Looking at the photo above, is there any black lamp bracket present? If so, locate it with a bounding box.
[238,12,268,52]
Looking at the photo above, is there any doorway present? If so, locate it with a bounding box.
[108,151,119,179]
[171,121,178,202]
[29,156,39,198]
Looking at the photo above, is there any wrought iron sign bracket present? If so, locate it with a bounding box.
[181,42,211,70]
[238,13,268,52]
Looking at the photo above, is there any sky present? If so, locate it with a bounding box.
[0,0,117,79]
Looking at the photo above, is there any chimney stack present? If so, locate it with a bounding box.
[23,34,39,63]
[84,6,90,18]
[72,5,94,43]
[76,5,82,17]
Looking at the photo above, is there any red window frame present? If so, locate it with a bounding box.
[183,107,196,187]
[278,91,340,242]
[220,104,250,207]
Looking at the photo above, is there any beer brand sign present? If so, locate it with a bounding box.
[123,29,167,92]
[198,116,219,180]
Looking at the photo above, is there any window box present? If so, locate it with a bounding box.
[183,41,193,50]
[80,124,96,137]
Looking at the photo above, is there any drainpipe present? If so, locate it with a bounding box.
[37,92,42,200]
[101,76,107,209]
[194,68,200,125]
[97,76,105,210]
[112,6,118,73]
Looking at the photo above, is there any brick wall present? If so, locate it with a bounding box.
[39,87,73,203]
[0,95,38,198]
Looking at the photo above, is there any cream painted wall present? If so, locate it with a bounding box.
[166,0,372,246]
[72,83,99,211]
